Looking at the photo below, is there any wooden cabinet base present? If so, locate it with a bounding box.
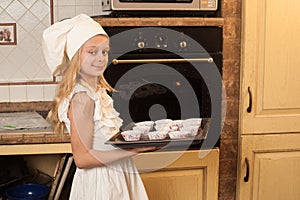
[133,149,219,200]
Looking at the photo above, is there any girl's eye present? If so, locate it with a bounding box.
[102,50,109,55]
[88,50,97,55]
[87,49,109,56]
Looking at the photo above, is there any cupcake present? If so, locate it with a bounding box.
[171,120,183,128]
[155,119,172,124]
[121,130,141,141]
[154,119,173,131]
[180,125,199,137]
[168,130,190,139]
[135,121,154,129]
[148,131,168,140]
[133,125,151,139]
[182,118,202,127]
[155,124,178,132]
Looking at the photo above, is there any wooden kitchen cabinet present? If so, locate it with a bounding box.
[239,0,300,134]
[238,0,300,199]
[133,149,219,200]
[237,134,300,200]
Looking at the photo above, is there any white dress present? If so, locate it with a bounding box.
[58,83,148,200]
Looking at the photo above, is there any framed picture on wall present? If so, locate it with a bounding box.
[0,23,17,45]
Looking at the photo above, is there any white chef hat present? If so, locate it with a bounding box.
[42,13,108,74]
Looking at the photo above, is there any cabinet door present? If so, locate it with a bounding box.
[133,149,219,200]
[237,134,300,200]
[240,0,300,134]
[140,169,204,200]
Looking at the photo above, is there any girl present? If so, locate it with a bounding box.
[43,14,155,199]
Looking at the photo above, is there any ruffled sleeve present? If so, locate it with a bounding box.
[57,84,96,133]
[57,84,123,136]
[58,96,72,133]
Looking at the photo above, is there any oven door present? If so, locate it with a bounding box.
[104,52,222,127]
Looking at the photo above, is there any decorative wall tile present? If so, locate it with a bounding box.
[18,11,40,33]
[6,1,27,21]
[8,47,29,67]
[0,86,10,102]
[0,0,13,9]
[43,84,57,101]
[0,45,14,58]
[21,0,37,9]
[0,59,14,81]
[21,59,41,81]
[76,0,94,5]
[9,85,27,102]
[9,70,26,82]
[76,6,94,15]
[56,0,76,6]
[0,52,4,63]
[54,6,76,21]
[0,8,14,23]
[31,1,49,20]
[27,85,44,101]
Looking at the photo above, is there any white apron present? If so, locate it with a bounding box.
[58,84,148,200]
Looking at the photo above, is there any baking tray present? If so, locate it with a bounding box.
[105,118,210,149]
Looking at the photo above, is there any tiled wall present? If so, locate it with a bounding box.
[0,0,108,102]
[0,83,57,102]
[0,0,53,83]
[53,0,111,22]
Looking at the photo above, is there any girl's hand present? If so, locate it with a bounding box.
[126,146,159,154]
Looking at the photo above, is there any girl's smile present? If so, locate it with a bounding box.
[80,35,109,80]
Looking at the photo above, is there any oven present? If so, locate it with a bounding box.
[104,26,223,148]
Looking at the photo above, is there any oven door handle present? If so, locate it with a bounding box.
[112,57,214,65]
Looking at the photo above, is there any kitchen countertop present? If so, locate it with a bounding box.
[0,129,70,145]
[0,111,70,145]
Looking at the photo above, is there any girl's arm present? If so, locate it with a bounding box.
[69,92,155,169]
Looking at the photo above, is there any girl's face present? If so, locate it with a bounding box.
[80,35,109,79]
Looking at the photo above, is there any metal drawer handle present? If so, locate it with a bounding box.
[112,57,214,65]
[244,157,250,182]
[247,87,252,113]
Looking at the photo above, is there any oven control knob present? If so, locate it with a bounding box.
[179,41,187,49]
[137,41,145,49]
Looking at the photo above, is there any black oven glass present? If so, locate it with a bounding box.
[103,26,222,127]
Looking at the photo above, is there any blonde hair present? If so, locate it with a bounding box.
[48,47,114,135]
